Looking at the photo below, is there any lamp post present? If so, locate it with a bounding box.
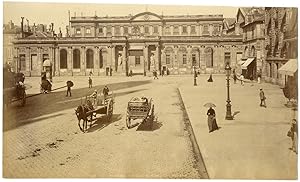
[225,63,233,120]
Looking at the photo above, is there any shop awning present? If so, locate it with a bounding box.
[43,59,51,67]
[238,61,246,65]
[278,59,298,76]
[241,58,255,69]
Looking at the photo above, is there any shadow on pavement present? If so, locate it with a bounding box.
[136,116,162,131]
[4,80,151,131]
[86,114,122,133]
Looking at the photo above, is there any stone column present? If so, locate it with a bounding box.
[155,45,159,70]
[111,45,115,71]
[209,24,213,36]
[107,45,112,67]
[55,47,59,76]
[94,46,99,74]
[143,45,148,73]
[197,23,200,36]
[81,46,86,75]
[25,47,30,75]
[187,45,192,69]
[122,45,126,73]
[67,47,73,75]
[187,25,191,36]
[37,47,42,73]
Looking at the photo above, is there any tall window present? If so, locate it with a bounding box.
[144,26,149,34]
[191,26,196,34]
[173,26,179,35]
[182,54,187,64]
[213,25,219,35]
[99,51,104,68]
[86,28,91,34]
[123,27,128,34]
[60,49,67,69]
[224,52,231,65]
[86,49,94,68]
[135,56,140,65]
[19,54,26,71]
[153,26,158,34]
[205,47,213,68]
[166,54,171,64]
[99,27,103,34]
[73,49,80,69]
[269,63,272,77]
[182,26,187,34]
[76,28,81,35]
[192,54,197,66]
[115,26,121,35]
[31,54,37,71]
[165,26,171,35]
[106,26,112,35]
[203,24,209,35]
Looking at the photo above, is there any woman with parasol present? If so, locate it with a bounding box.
[66,80,74,97]
[204,103,219,133]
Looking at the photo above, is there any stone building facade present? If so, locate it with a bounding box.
[13,11,243,77]
[264,7,298,86]
[3,21,21,67]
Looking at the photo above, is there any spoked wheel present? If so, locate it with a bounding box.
[78,118,87,132]
[106,99,114,122]
[126,115,131,129]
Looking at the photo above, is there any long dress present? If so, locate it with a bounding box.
[207,108,219,132]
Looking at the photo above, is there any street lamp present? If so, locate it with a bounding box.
[225,63,233,120]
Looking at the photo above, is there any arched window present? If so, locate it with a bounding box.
[86,49,94,68]
[244,46,248,57]
[269,63,272,77]
[251,46,256,57]
[73,49,80,69]
[205,47,213,68]
[60,49,67,69]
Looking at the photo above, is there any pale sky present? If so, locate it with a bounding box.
[3,1,239,34]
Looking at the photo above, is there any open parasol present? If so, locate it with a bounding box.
[203,102,216,108]
[66,80,74,87]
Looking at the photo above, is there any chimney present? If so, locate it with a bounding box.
[21,17,24,38]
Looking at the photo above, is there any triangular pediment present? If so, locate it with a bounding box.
[130,12,162,21]
[237,9,245,24]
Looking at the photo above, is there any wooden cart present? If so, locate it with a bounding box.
[126,97,154,129]
[75,92,114,132]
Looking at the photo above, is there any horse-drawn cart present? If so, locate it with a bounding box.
[75,91,114,132]
[126,97,154,129]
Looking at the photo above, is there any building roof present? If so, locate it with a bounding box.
[26,31,52,38]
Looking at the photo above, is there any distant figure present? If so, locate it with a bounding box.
[103,85,110,100]
[89,71,93,76]
[88,77,92,88]
[207,107,219,133]
[66,82,72,97]
[129,70,133,77]
[257,72,262,84]
[259,88,266,107]
[90,90,98,107]
[110,67,112,76]
[207,74,213,82]
[240,74,244,86]
[233,73,237,84]
[288,119,298,154]
[153,70,158,79]
[193,68,197,86]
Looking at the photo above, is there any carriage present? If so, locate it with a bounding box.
[126,97,154,129]
[75,91,114,132]
[3,70,26,107]
[40,72,52,93]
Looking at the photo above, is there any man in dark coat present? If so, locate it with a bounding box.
[259,88,266,107]
[103,85,109,99]
[207,107,219,133]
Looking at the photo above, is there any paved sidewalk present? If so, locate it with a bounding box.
[179,75,297,179]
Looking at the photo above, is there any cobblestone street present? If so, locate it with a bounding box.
[3,75,297,179]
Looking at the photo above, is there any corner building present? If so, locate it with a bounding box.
[13,11,243,77]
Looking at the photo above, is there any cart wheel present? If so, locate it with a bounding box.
[106,99,113,122]
[78,118,85,132]
[149,105,154,129]
[126,115,131,129]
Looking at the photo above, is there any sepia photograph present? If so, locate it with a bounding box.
[2,0,298,179]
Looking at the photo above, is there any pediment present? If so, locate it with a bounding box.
[131,12,162,21]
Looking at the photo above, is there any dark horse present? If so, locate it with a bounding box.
[75,103,94,132]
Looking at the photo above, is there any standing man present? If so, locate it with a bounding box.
[259,88,266,107]
[240,74,244,86]
[66,81,72,97]
[88,76,93,88]
[103,85,110,100]
[193,67,197,86]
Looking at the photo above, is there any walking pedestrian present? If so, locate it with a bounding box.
[88,76,93,88]
[66,82,72,97]
[288,119,298,154]
[193,68,197,86]
[257,72,262,84]
[240,74,244,86]
[259,88,266,107]
[207,107,219,133]
[153,70,158,79]
[233,73,237,84]
[207,74,213,82]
